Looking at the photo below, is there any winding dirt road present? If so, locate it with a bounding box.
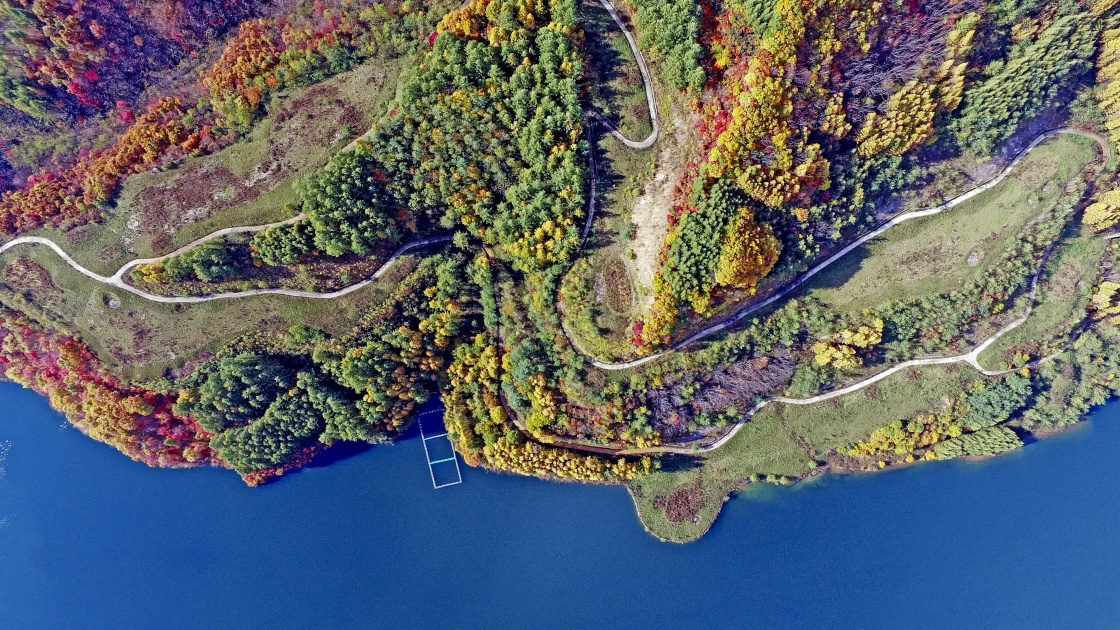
[619,245,1061,456]
[549,128,1110,456]
[0,5,1109,460]
[0,0,647,307]
[576,0,659,241]
[587,127,1111,371]
[0,219,451,304]
[590,0,659,150]
[519,239,1068,457]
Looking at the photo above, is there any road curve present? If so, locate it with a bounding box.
[591,0,659,150]
[588,127,1111,371]
[0,213,308,286]
[0,223,452,304]
[112,214,308,282]
[617,241,1070,456]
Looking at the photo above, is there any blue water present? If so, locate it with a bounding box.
[3,380,1120,629]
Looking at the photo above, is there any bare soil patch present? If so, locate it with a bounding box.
[131,82,364,243]
[897,242,951,276]
[3,257,59,298]
[1047,257,1086,304]
[653,477,710,524]
[629,102,692,308]
[1016,156,1059,190]
[600,256,633,314]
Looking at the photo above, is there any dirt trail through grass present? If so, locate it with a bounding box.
[585,128,1111,371]
[0,228,451,304]
[517,128,1111,458]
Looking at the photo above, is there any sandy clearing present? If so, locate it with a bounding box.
[628,104,693,309]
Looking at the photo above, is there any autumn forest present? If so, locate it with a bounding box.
[2,0,1120,540]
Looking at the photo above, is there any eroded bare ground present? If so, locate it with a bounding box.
[80,63,396,268]
[628,96,694,309]
[137,84,368,244]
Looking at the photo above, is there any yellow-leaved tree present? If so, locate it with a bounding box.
[640,276,679,349]
[1096,26,1120,148]
[855,12,978,158]
[855,79,938,157]
[706,0,830,209]
[1084,190,1120,232]
[1093,0,1120,17]
[1091,281,1120,323]
[934,13,980,112]
[436,0,491,39]
[812,319,884,369]
[714,207,782,292]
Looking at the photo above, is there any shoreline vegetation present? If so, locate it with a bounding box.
[635,420,1086,545]
[1,0,1120,541]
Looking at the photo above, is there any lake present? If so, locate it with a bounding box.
[2,380,1120,629]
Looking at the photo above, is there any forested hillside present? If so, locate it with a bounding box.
[3,0,1120,541]
[638,0,1099,345]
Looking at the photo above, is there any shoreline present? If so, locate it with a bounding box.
[632,403,1113,542]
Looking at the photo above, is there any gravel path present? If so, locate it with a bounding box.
[589,0,659,150]
[0,219,451,304]
[0,9,1108,459]
[589,127,1112,371]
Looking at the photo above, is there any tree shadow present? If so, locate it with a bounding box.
[790,242,874,294]
[584,116,628,252]
[1016,426,1040,448]
[656,453,703,474]
[278,407,432,481]
[579,0,628,129]
[306,440,376,468]
[307,398,440,470]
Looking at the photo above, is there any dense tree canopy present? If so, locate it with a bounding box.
[630,0,705,91]
[162,240,240,283]
[5,0,1118,497]
[176,352,297,434]
[250,220,317,266]
[950,13,1097,155]
[301,146,401,257]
